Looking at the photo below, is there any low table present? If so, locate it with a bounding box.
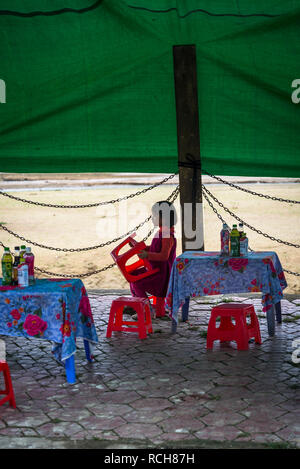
[0,278,98,383]
[165,251,287,336]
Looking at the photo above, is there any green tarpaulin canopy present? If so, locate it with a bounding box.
[0,0,299,176]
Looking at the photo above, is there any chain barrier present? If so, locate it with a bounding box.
[0,185,179,252]
[0,173,178,208]
[202,170,300,204]
[202,186,300,277]
[0,185,179,278]
[203,186,300,248]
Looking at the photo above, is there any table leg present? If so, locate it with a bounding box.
[84,339,93,362]
[181,297,190,322]
[275,301,282,324]
[266,306,275,337]
[171,319,177,334]
[65,355,76,384]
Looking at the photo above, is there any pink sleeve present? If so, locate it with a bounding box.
[147,238,174,262]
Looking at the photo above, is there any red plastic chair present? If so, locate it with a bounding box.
[206,303,261,351]
[106,296,153,340]
[0,361,16,408]
[111,233,159,283]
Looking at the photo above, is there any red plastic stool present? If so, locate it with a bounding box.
[111,233,159,283]
[106,297,153,340]
[0,362,16,408]
[206,303,261,351]
[149,296,166,318]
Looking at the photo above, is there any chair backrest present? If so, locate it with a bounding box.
[111,233,159,283]
[0,339,6,362]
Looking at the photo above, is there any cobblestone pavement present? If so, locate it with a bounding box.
[0,291,299,449]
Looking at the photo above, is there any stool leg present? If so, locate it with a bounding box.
[114,305,124,330]
[145,303,153,334]
[106,304,117,338]
[136,304,147,339]
[65,355,76,384]
[206,316,216,349]
[251,312,262,344]
[2,364,16,408]
[235,315,249,350]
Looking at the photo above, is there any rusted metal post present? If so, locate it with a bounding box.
[173,44,204,252]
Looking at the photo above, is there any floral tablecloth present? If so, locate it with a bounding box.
[165,251,287,324]
[0,278,98,360]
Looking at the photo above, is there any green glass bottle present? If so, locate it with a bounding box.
[230,224,240,257]
[1,247,13,285]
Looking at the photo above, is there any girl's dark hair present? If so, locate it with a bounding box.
[152,201,177,228]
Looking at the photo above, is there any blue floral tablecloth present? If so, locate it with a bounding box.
[0,278,98,360]
[165,251,287,324]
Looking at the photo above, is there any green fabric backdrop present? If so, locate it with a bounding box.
[0,0,299,175]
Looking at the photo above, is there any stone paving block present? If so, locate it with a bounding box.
[36,421,84,438]
[2,412,50,428]
[275,426,300,446]
[97,390,141,405]
[0,291,299,449]
[77,415,126,432]
[237,418,286,434]
[86,403,132,417]
[200,411,246,427]
[130,397,173,412]
[151,432,193,443]
[159,416,205,434]
[195,425,245,441]
[115,422,162,439]
[122,409,168,424]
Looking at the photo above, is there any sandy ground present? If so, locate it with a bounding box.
[0,178,299,294]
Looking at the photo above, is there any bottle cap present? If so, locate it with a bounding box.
[21,245,26,249]
[26,247,31,253]
[4,247,9,251]
[15,246,20,250]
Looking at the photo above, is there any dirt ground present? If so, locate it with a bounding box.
[0,179,299,294]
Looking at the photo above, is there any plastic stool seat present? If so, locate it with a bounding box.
[106,297,153,340]
[206,303,261,351]
[0,361,16,408]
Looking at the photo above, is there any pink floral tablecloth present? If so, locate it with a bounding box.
[0,278,98,360]
[165,251,287,324]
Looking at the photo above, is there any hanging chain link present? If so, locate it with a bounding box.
[0,185,179,278]
[202,170,300,204]
[203,186,300,248]
[0,173,178,208]
[0,185,179,252]
[202,186,300,276]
